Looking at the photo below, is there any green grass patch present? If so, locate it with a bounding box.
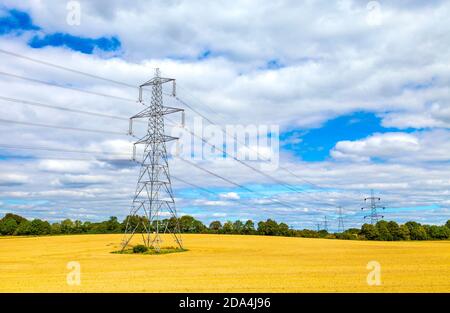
[112,245,188,255]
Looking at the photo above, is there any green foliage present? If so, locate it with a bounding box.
[242,220,255,235]
[1,212,449,242]
[60,219,74,234]
[405,221,428,240]
[29,219,51,235]
[178,215,206,233]
[14,220,32,235]
[51,223,62,234]
[398,224,410,240]
[133,245,149,253]
[222,221,234,234]
[0,217,18,235]
[2,213,27,225]
[209,221,222,233]
[426,225,450,240]
[376,221,393,241]
[387,221,401,240]
[360,223,378,240]
[296,229,320,238]
[232,220,244,234]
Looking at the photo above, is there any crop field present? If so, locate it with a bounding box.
[0,234,449,292]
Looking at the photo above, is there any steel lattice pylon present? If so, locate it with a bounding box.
[121,69,184,251]
[361,189,386,225]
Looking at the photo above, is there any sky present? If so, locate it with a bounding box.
[0,0,449,231]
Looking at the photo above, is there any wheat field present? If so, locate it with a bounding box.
[0,234,449,292]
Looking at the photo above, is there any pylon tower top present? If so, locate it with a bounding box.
[361,189,386,225]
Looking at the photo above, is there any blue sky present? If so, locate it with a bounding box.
[0,2,449,229]
[0,7,120,54]
[280,112,414,162]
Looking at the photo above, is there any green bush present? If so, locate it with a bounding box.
[133,245,149,253]
[0,217,18,235]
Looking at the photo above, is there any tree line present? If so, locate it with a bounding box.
[0,212,449,241]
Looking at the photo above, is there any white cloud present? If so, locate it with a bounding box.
[37,160,93,173]
[0,1,449,226]
[331,130,450,162]
[219,192,240,200]
[56,174,111,186]
[0,173,29,186]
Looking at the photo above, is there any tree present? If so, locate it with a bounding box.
[192,220,207,233]
[398,224,410,240]
[405,221,427,240]
[376,221,393,241]
[1,213,27,225]
[427,225,450,239]
[242,220,255,235]
[209,221,222,233]
[278,223,290,236]
[51,223,62,234]
[14,221,32,235]
[0,217,18,235]
[387,221,401,240]
[106,216,121,233]
[179,215,197,233]
[121,215,148,233]
[73,220,84,234]
[222,221,234,234]
[257,219,280,236]
[232,220,244,234]
[29,219,51,235]
[60,219,74,234]
[296,229,319,238]
[360,223,378,240]
[446,220,450,229]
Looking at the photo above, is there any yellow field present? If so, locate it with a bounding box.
[0,234,449,292]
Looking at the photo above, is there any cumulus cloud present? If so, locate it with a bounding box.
[219,192,240,200]
[37,160,93,173]
[0,1,449,227]
[331,130,450,162]
[0,173,29,186]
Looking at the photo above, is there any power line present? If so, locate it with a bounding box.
[0,117,127,135]
[165,112,338,208]
[175,157,300,211]
[0,95,131,121]
[0,48,138,89]
[0,50,341,210]
[0,143,132,157]
[0,48,338,199]
[1,137,305,214]
[174,91,336,195]
[0,70,136,103]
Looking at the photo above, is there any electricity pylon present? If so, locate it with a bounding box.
[361,189,385,225]
[323,216,328,232]
[337,206,345,233]
[121,69,184,251]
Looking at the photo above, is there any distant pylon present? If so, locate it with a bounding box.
[323,216,328,232]
[337,206,345,233]
[121,69,184,251]
[361,189,385,224]
[317,223,321,232]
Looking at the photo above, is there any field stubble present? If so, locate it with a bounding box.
[0,234,449,292]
